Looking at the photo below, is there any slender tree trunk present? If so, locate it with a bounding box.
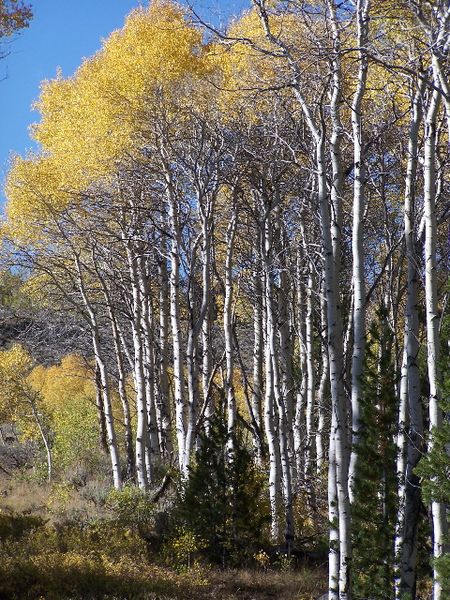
[395,84,423,600]
[224,205,237,460]
[165,180,187,476]
[349,0,370,503]
[30,397,52,484]
[316,136,350,600]
[94,258,135,481]
[185,194,214,465]
[74,254,122,490]
[125,235,149,490]
[328,410,340,600]
[262,234,281,541]
[278,229,295,463]
[294,248,308,486]
[157,247,172,457]
[252,251,264,463]
[185,279,199,467]
[94,364,108,455]
[304,260,316,495]
[316,274,329,474]
[75,255,122,490]
[202,302,213,433]
[262,206,294,545]
[140,259,159,484]
[423,82,446,600]
[109,309,135,481]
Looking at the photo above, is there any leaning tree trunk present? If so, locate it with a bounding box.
[75,255,122,490]
[94,256,135,482]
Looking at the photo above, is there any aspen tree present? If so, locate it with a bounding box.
[349,0,371,502]
[73,253,122,490]
[423,77,446,600]
[224,196,238,460]
[395,83,424,600]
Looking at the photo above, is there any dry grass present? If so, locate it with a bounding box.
[0,473,111,523]
[0,475,327,600]
[205,567,327,600]
[0,476,50,514]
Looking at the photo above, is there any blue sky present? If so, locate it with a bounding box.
[0,0,249,208]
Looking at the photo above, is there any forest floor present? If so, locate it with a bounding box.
[0,473,327,600]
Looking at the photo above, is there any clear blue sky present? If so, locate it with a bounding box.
[0,0,249,208]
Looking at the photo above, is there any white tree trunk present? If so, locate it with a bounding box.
[126,242,148,490]
[395,84,423,600]
[423,82,446,600]
[294,248,308,486]
[224,205,237,460]
[316,274,329,474]
[316,137,350,600]
[165,180,187,476]
[262,206,294,545]
[157,248,172,457]
[75,255,122,490]
[348,0,370,503]
[139,259,159,484]
[252,257,264,463]
[304,261,316,491]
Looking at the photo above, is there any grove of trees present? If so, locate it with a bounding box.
[1,1,449,599]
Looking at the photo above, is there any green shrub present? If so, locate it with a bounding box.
[168,417,270,567]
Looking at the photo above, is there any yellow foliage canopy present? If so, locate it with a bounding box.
[0,344,35,425]
[31,1,205,187]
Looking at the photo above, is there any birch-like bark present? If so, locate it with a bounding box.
[261,224,281,540]
[349,0,370,503]
[140,258,159,484]
[304,259,316,496]
[94,364,108,455]
[328,410,340,600]
[93,253,135,480]
[423,82,446,600]
[294,248,308,485]
[125,241,148,490]
[185,268,199,467]
[262,205,294,545]
[30,395,52,484]
[185,190,214,465]
[252,250,264,463]
[317,134,350,600]
[202,301,213,433]
[316,274,329,474]
[157,247,172,457]
[277,228,295,461]
[224,204,237,460]
[327,0,344,270]
[107,303,135,481]
[75,255,122,490]
[395,84,423,600]
[164,167,187,476]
